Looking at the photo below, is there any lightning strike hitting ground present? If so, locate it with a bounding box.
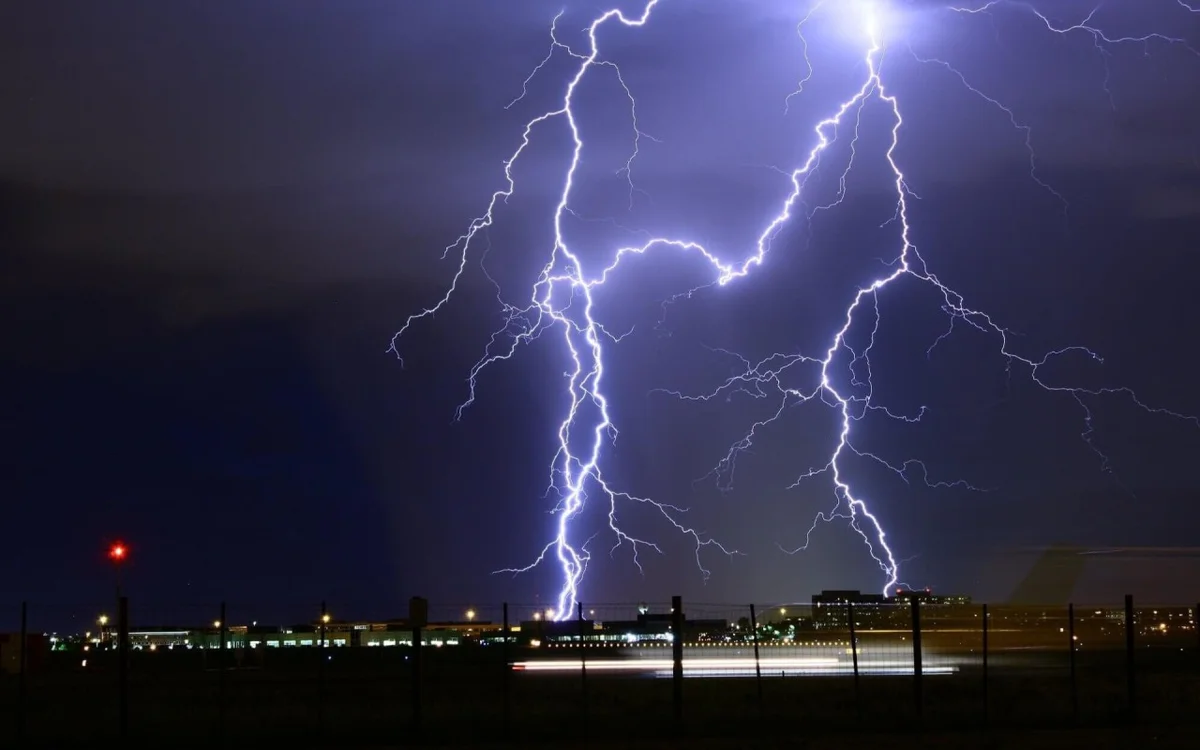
[393,0,1199,620]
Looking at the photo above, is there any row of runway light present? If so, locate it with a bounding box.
[541,641,857,649]
[512,656,956,677]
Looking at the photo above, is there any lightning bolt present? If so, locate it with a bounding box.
[949,0,1200,109]
[393,0,1200,618]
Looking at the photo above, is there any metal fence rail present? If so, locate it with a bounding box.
[2,595,1199,743]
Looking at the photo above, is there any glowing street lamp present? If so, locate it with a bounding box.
[98,614,109,627]
[466,609,476,622]
[319,610,331,649]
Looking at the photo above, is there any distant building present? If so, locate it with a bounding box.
[810,589,974,630]
[813,589,886,606]
[518,610,728,645]
[811,590,895,630]
[892,588,972,607]
[104,617,504,651]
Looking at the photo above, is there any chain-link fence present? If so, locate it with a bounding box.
[2,596,1198,743]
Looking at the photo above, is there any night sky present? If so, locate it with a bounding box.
[4,0,1200,628]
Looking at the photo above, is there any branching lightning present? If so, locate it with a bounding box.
[950,0,1199,110]
[393,0,1200,619]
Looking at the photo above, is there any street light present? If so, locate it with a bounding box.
[213,620,221,629]
[466,609,476,622]
[319,610,330,649]
[98,614,109,627]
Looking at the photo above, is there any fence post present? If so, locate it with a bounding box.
[847,601,860,711]
[502,603,511,737]
[911,597,922,719]
[981,603,989,725]
[412,622,423,734]
[1124,594,1135,722]
[671,595,684,729]
[317,600,327,735]
[118,595,130,738]
[749,604,763,707]
[1068,603,1077,722]
[409,596,427,736]
[578,602,588,724]
[219,601,228,737]
[17,601,28,741]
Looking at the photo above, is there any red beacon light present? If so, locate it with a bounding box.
[108,542,128,563]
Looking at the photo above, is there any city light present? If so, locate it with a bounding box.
[466,609,476,622]
[321,613,331,624]
[97,614,108,627]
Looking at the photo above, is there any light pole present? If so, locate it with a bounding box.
[107,541,128,599]
[317,606,330,734]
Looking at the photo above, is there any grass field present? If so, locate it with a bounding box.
[4,645,1199,746]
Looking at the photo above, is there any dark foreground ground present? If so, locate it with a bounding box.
[472,729,1200,749]
[488,729,1200,749]
[4,646,1199,746]
[7,727,1200,750]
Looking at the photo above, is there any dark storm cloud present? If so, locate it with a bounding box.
[4,0,1195,292]
[3,0,1200,614]
[1135,180,1200,218]
[0,1,569,190]
[2,0,1195,190]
